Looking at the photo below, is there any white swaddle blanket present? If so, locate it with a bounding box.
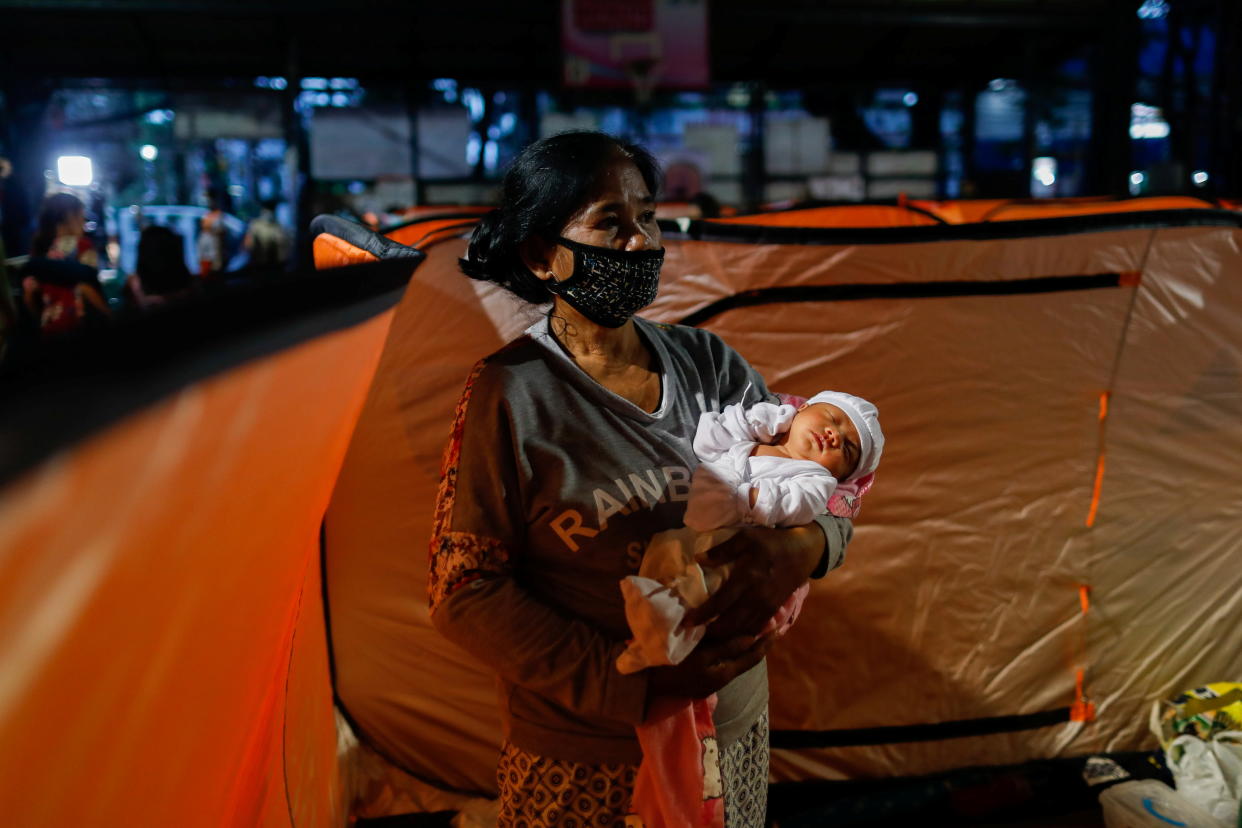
[616,526,737,674]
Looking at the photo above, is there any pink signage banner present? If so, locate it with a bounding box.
[562,0,709,89]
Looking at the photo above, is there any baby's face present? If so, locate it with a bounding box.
[784,403,861,480]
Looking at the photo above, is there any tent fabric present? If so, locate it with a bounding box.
[0,261,415,826]
[959,196,1216,223]
[713,204,944,228]
[712,197,1220,229]
[324,206,1242,797]
[385,217,485,251]
[924,196,1214,223]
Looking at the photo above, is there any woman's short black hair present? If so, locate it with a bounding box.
[459,131,660,304]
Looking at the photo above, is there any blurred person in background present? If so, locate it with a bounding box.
[1,158,23,361]
[30,192,98,268]
[21,192,109,338]
[0,219,13,364]
[125,224,194,310]
[242,199,289,271]
[0,155,32,256]
[197,189,227,277]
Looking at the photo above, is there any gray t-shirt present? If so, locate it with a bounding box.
[429,315,850,764]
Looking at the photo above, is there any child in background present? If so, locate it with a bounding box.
[619,390,884,828]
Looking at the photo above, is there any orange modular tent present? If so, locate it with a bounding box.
[0,259,422,826]
[709,196,1220,229]
[2,201,1241,825]
[713,203,945,228]
[326,202,1242,794]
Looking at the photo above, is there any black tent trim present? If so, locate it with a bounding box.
[310,214,426,261]
[677,272,1128,326]
[760,198,950,225]
[669,208,1242,246]
[772,708,1072,750]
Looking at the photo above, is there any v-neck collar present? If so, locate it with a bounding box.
[527,315,672,422]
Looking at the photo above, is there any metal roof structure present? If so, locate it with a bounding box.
[0,0,1146,84]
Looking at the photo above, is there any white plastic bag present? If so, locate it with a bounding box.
[1163,731,1242,824]
[1099,779,1228,828]
[1150,685,1242,824]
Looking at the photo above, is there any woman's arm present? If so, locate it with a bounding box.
[428,361,650,722]
[683,522,832,638]
[431,559,651,723]
[78,283,110,317]
[22,276,40,317]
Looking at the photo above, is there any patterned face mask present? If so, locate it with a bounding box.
[545,236,665,328]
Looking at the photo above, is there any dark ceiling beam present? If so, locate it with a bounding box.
[719,3,1114,31]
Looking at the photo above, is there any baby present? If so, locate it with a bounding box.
[618,390,884,828]
[686,389,883,532]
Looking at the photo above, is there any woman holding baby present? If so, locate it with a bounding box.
[427,131,856,828]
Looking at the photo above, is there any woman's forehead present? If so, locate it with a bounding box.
[584,155,653,204]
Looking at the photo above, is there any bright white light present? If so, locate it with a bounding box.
[988,78,1014,92]
[1130,102,1171,139]
[1192,170,1209,185]
[1130,122,1171,139]
[57,155,93,186]
[1137,0,1169,20]
[139,144,158,161]
[1130,172,1145,185]
[903,92,918,107]
[1033,157,1057,188]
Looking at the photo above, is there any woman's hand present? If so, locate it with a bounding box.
[684,524,822,638]
[647,633,774,700]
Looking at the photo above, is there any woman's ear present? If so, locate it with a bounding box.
[519,236,556,282]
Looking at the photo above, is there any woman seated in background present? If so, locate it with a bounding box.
[125,224,194,310]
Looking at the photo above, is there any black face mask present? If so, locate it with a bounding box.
[545,237,665,328]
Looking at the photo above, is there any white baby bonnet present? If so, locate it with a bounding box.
[803,390,885,482]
